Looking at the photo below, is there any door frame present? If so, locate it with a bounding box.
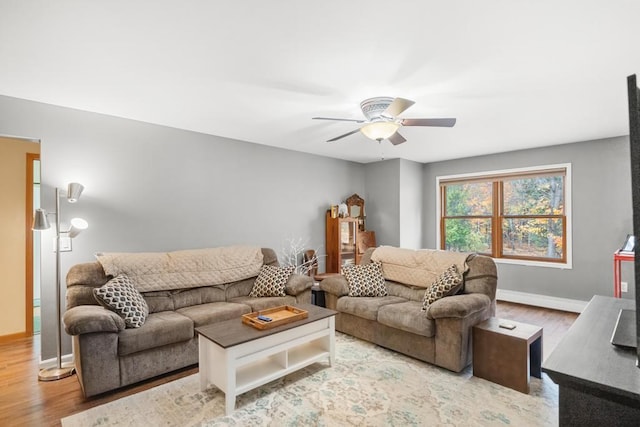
[25,152,40,336]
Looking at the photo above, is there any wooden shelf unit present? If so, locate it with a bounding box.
[325,211,360,273]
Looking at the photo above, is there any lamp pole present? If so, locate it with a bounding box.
[38,187,75,381]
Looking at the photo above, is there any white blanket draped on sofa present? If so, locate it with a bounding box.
[95,246,264,292]
[370,246,470,288]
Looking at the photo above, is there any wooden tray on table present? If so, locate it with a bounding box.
[242,305,308,330]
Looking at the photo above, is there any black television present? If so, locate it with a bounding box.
[611,74,640,367]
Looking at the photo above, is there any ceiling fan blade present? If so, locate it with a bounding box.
[401,118,456,127]
[327,128,361,142]
[383,97,415,117]
[388,132,406,146]
[313,117,366,123]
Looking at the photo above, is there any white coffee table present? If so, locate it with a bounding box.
[196,304,336,415]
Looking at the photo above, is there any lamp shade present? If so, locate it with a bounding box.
[360,122,400,141]
[67,183,84,203]
[32,209,51,231]
[68,217,89,238]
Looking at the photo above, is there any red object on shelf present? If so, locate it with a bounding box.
[613,250,634,298]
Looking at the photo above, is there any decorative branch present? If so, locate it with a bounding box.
[279,237,325,276]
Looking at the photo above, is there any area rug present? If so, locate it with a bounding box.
[61,333,558,426]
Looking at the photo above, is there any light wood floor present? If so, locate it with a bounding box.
[0,301,578,427]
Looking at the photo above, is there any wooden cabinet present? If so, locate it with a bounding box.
[325,211,360,273]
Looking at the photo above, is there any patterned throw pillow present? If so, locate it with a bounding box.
[93,274,149,328]
[343,261,388,297]
[249,265,295,297]
[421,264,463,312]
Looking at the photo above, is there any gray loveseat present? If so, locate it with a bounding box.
[320,247,497,372]
[63,247,312,397]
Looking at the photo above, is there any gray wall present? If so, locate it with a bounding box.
[363,158,424,249]
[423,136,634,302]
[0,95,365,360]
[399,159,423,249]
[364,159,400,246]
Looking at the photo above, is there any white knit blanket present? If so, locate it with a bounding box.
[370,246,470,288]
[95,246,264,292]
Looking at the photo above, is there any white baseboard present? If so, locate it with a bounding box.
[496,289,588,313]
[39,353,74,369]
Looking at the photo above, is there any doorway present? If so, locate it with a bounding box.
[0,136,40,342]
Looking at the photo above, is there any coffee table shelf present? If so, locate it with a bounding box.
[234,334,331,394]
[196,304,336,415]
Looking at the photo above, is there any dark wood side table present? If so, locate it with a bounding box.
[473,317,543,393]
[310,284,325,307]
[311,273,340,308]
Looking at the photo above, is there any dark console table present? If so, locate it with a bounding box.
[542,295,640,426]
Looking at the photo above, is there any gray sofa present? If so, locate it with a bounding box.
[63,247,312,397]
[320,247,497,372]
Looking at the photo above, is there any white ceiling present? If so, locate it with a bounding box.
[1,1,639,164]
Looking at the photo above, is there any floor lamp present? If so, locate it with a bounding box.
[32,182,88,381]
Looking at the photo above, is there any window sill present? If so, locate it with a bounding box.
[493,257,572,270]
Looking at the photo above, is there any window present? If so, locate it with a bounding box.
[438,164,571,267]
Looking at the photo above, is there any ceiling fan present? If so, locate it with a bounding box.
[313,97,456,145]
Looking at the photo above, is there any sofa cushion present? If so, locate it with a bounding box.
[225,278,256,300]
[337,296,406,321]
[118,311,193,356]
[378,301,436,337]
[385,281,428,302]
[343,262,388,297]
[143,291,174,313]
[230,296,297,312]
[421,264,463,312]
[201,286,227,303]
[93,274,149,328]
[170,286,227,310]
[176,302,251,327]
[249,265,294,297]
[171,288,203,308]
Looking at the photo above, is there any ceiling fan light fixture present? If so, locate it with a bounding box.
[360,122,400,141]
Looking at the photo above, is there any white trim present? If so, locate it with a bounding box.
[496,289,587,313]
[435,162,572,269]
[39,353,73,369]
[494,257,572,269]
[436,163,571,182]
[0,133,41,143]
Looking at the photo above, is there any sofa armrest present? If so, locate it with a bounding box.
[427,293,491,320]
[285,273,313,295]
[63,305,126,335]
[319,275,349,297]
